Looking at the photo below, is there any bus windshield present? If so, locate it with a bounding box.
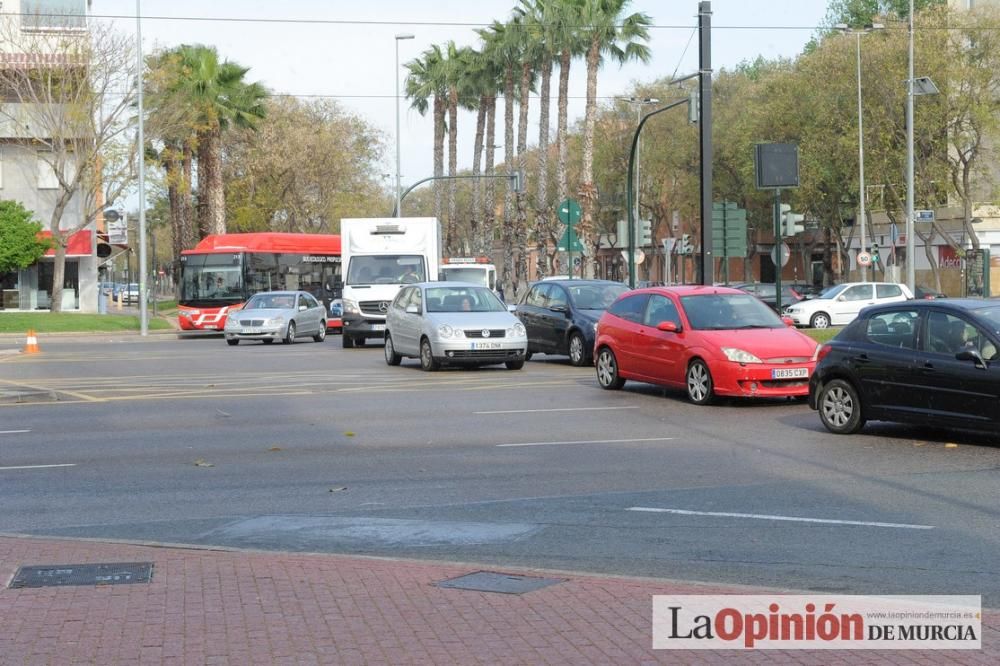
[180,254,244,307]
[347,255,426,285]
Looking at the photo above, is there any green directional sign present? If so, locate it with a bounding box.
[558,198,582,226]
[557,226,584,253]
[711,200,748,258]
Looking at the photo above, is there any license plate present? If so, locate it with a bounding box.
[473,341,503,350]
[771,367,809,379]
[370,324,385,331]
[241,328,261,334]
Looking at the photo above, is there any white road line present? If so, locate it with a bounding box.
[626,507,935,530]
[0,463,76,471]
[476,406,640,415]
[498,437,675,448]
[0,430,31,434]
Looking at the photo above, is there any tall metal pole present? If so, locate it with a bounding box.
[698,1,714,285]
[905,0,916,291]
[136,0,148,335]
[394,34,414,218]
[856,32,868,282]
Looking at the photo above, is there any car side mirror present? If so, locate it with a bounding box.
[299,304,308,311]
[656,321,679,333]
[782,316,795,327]
[549,304,568,314]
[956,349,987,368]
[405,304,420,315]
[836,295,846,302]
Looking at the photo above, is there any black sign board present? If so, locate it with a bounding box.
[755,143,799,189]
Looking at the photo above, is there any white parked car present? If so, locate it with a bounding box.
[783,282,913,329]
[384,282,528,370]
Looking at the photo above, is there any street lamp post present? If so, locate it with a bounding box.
[618,97,659,242]
[136,0,148,334]
[837,23,883,282]
[395,33,414,218]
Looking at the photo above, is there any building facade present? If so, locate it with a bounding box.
[0,0,97,313]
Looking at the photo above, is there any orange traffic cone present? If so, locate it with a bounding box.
[23,329,40,354]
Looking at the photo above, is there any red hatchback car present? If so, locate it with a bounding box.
[594,286,820,404]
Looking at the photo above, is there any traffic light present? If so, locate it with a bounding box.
[871,242,880,264]
[637,219,652,246]
[679,234,693,255]
[782,207,805,237]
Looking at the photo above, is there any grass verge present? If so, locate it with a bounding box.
[0,312,172,333]
[804,328,841,344]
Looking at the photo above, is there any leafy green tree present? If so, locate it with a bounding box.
[0,201,50,275]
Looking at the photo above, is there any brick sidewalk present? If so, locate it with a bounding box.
[0,535,994,665]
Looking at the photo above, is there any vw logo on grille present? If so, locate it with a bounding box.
[378,301,389,313]
[481,329,491,338]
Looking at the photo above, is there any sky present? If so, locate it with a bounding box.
[95,0,833,193]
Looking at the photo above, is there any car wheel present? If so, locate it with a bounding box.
[283,321,296,344]
[596,347,625,390]
[313,322,327,342]
[818,379,866,434]
[262,339,274,345]
[384,334,402,366]
[568,332,588,366]
[686,360,714,405]
[810,312,831,329]
[419,338,439,371]
[342,334,355,349]
[226,339,239,346]
[505,360,524,370]
[356,337,366,347]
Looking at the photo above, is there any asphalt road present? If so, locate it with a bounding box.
[2,334,999,605]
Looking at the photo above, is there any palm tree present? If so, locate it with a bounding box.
[510,11,541,291]
[176,45,268,237]
[464,46,503,256]
[576,0,651,276]
[479,21,522,294]
[405,45,447,224]
[518,0,567,278]
[441,42,477,253]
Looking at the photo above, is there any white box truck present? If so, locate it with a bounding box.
[339,217,441,349]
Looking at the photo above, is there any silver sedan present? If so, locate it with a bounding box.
[224,291,327,345]
[384,283,527,370]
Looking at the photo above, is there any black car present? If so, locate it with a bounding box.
[516,279,630,366]
[914,285,948,299]
[809,299,1000,435]
[732,282,805,313]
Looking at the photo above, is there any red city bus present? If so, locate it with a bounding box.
[177,233,342,331]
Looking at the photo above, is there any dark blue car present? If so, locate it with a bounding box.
[515,279,629,366]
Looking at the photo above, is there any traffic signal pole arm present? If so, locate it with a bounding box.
[391,173,521,217]
[626,96,693,289]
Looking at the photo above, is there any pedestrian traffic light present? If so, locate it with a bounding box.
[637,220,652,246]
[782,207,805,237]
[679,233,693,255]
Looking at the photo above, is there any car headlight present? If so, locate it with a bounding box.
[267,316,285,326]
[506,322,526,338]
[437,324,465,339]
[721,347,762,364]
[224,317,237,329]
[342,298,360,315]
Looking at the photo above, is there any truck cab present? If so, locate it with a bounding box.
[440,257,500,300]
[339,217,441,348]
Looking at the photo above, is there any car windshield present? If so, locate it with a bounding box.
[680,293,785,330]
[972,305,1000,334]
[567,283,629,309]
[425,287,506,313]
[245,294,295,310]
[817,284,846,299]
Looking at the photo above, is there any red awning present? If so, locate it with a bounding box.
[41,230,92,258]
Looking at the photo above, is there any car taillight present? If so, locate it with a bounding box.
[812,343,833,363]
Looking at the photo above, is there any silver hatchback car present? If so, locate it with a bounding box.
[224,291,327,345]
[384,282,528,370]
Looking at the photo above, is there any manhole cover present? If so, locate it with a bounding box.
[434,571,565,595]
[9,562,154,588]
